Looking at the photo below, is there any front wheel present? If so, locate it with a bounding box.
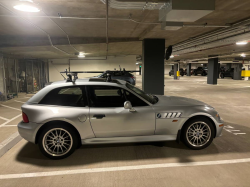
[182,117,215,150]
[38,124,78,159]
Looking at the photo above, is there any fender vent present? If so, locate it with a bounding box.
[156,112,182,119]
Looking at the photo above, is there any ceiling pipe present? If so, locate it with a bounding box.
[106,0,109,58]
[0,15,229,28]
[32,2,80,54]
[0,3,71,56]
[173,18,250,51]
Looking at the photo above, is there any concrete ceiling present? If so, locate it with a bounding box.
[1,0,250,60]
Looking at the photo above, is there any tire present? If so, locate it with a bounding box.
[220,74,224,79]
[38,123,79,159]
[182,117,215,150]
[169,73,171,76]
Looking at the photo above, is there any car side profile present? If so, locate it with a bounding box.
[18,78,224,159]
[193,67,208,76]
[169,68,185,76]
[96,71,136,85]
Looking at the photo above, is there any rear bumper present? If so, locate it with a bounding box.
[18,121,42,144]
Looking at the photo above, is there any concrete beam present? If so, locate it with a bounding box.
[0,36,140,48]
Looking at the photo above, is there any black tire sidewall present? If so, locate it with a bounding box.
[38,123,78,159]
[182,117,215,150]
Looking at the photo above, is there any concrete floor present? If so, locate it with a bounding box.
[0,76,250,186]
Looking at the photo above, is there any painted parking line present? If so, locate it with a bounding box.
[0,132,22,158]
[0,158,250,180]
[0,105,21,111]
[0,116,9,121]
[0,114,22,127]
[224,125,246,135]
[0,125,17,127]
[14,100,25,104]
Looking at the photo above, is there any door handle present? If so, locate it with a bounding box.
[93,114,106,119]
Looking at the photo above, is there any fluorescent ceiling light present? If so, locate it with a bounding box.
[19,0,34,2]
[236,41,248,45]
[136,63,139,65]
[14,4,40,12]
[240,53,246,57]
[78,52,85,58]
[170,55,174,58]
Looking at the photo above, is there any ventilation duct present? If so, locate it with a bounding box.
[159,0,215,22]
[101,0,215,30]
[100,0,167,10]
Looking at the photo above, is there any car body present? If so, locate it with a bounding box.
[193,67,208,76]
[18,78,224,159]
[220,68,234,79]
[169,68,185,76]
[95,71,136,85]
[184,69,194,75]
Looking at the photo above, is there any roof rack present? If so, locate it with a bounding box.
[60,66,141,83]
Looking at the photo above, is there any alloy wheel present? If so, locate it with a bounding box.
[42,128,73,157]
[186,122,211,147]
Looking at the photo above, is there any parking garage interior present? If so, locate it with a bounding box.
[0,0,250,186]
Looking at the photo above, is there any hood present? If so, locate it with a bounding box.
[155,95,207,107]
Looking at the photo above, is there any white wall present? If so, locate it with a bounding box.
[165,65,171,75]
[49,55,136,82]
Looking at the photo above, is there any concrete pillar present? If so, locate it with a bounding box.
[187,63,191,76]
[174,64,178,80]
[172,65,174,70]
[227,63,231,70]
[217,63,221,78]
[244,64,250,81]
[233,63,243,80]
[142,39,165,95]
[207,57,218,85]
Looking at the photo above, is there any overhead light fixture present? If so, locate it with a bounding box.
[240,53,246,57]
[136,63,139,65]
[78,52,85,58]
[14,4,40,12]
[170,55,174,58]
[236,41,248,45]
[19,0,34,2]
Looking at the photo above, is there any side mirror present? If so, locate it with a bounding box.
[124,101,132,109]
[124,101,136,112]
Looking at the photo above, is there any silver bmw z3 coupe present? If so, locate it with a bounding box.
[18,78,224,159]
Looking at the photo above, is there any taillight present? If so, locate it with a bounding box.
[131,76,135,79]
[22,112,29,123]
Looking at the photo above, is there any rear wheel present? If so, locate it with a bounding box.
[220,73,224,79]
[182,117,215,150]
[38,124,78,159]
[169,73,171,76]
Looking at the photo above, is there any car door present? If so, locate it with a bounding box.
[87,85,155,138]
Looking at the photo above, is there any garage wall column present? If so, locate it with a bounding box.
[174,64,178,80]
[187,63,191,76]
[217,63,220,78]
[207,57,218,85]
[233,63,243,80]
[142,39,165,95]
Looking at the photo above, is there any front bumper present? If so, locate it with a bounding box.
[210,117,224,137]
[18,121,42,144]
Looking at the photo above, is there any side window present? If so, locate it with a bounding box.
[40,86,86,107]
[114,72,122,76]
[124,89,149,107]
[88,86,126,107]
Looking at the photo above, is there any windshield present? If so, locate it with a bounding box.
[97,73,107,78]
[126,83,158,104]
